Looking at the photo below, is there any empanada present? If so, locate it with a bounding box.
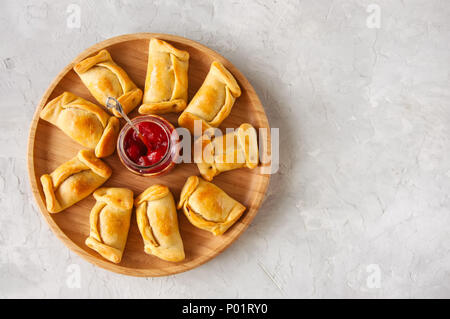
[74,49,143,117]
[40,92,119,158]
[178,61,241,134]
[135,185,185,262]
[138,38,189,115]
[40,150,112,214]
[195,123,259,181]
[177,176,246,235]
[85,187,134,264]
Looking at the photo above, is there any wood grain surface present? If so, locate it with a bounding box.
[27,33,271,277]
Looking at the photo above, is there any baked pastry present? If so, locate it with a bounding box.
[40,92,119,158]
[85,187,134,264]
[74,49,142,117]
[177,176,246,235]
[178,61,241,134]
[40,150,112,214]
[195,123,259,181]
[138,38,189,115]
[135,185,185,262]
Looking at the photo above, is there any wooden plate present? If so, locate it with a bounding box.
[27,33,270,277]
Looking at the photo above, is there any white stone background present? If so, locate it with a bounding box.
[1,0,449,298]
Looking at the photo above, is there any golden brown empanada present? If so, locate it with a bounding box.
[138,38,189,115]
[177,176,246,235]
[85,187,134,264]
[196,123,259,181]
[40,92,119,158]
[178,61,241,134]
[40,150,112,214]
[74,49,143,117]
[135,185,185,262]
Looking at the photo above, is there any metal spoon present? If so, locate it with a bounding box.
[105,97,150,150]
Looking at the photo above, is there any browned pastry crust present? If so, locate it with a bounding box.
[40,92,119,158]
[135,185,185,262]
[177,176,246,235]
[195,123,259,181]
[85,187,134,264]
[178,61,241,134]
[40,150,112,213]
[139,38,189,115]
[74,49,142,117]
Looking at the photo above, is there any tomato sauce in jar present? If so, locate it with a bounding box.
[117,115,179,176]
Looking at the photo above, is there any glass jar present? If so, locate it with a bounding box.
[117,115,179,176]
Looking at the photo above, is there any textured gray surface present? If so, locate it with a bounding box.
[1,0,450,298]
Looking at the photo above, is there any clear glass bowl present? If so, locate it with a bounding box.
[117,115,179,176]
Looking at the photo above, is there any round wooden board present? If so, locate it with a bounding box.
[27,33,271,277]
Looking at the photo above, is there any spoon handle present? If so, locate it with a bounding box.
[105,97,151,150]
[105,97,139,133]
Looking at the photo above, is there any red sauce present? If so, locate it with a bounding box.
[118,115,178,176]
[124,121,169,166]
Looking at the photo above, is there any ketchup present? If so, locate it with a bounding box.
[123,121,169,166]
[118,115,178,176]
